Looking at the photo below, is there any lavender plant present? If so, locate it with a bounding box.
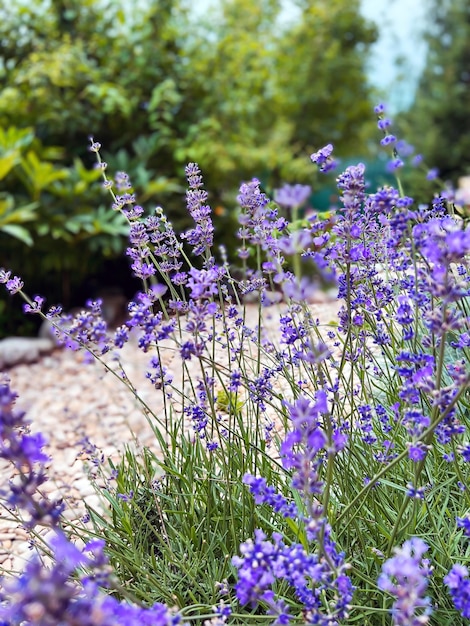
[1,106,470,624]
[0,380,180,625]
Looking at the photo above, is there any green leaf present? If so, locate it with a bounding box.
[0,151,20,180]
[0,223,34,245]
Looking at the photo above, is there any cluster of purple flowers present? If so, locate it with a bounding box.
[58,299,110,354]
[378,538,433,625]
[444,564,470,619]
[310,144,337,173]
[232,529,353,625]
[0,531,180,625]
[0,381,64,528]
[274,184,311,211]
[181,162,214,256]
[234,394,352,623]
[0,380,181,624]
[0,269,24,295]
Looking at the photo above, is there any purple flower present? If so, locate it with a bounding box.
[444,564,470,619]
[23,295,45,314]
[5,275,24,294]
[378,118,392,130]
[456,515,470,537]
[279,392,342,502]
[114,325,129,348]
[58,300,109,353]
[408,442,429,462]
[243,474,298,518]
[387,158,404,171]
[0,268,11,283]
[181,163,214,255]
[406,483,426,500]
[0,381,64,528]
[274,184,311,209]
[237,178,269,213]
[380,134,396,145]
[414,217,470,266]
[232,529,353,623]
[337,163,366,212]
[186,267,219,300]
[0,529,181,625]
[378,538,433,625]
[310,144,336,172]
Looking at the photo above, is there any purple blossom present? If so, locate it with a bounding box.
[232,529,353,623]
[186,267,219,300]
[444,564,470,619]
[459,444,470,462]
[243,474,298,518]
[123,204,144,220]
[23,295,45,314]
[237,179,285,256]
[5,275,24,294]
[0,381,64,528]
[396,295,414,326]
[280,392,346,501]
[181,163,214,255]
[396,140,415,156]
[336,163,366,212]
[129,222,150,246]
[381,134,396,145]
[413,217,470,266]
[274,184,311,209]
[114,325,129,348]
[456,515,470,537]
[237,178,269,213]
[378,118,392,130]
[146,355,173,390]
[0,530,181,625]
[58,300,109,353]
[406,483,426,500]
[378,538,433,625]
[388,158,404,171]
[408,441,429,462]
[358,404,377,445]
[88,137,101,152]
[279,274,314,303]
[310,144,336,172]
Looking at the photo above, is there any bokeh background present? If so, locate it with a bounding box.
[0,0,468,336]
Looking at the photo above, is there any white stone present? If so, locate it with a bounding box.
[0,337,55,369]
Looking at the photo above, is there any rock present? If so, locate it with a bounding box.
[0,337,55,369]
[72,477,96,498]
[38,318,61,343]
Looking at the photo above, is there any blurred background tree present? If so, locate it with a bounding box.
[396,0,470,202]
[0,0,378,335]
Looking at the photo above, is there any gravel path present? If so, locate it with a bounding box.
[1,299,340,575]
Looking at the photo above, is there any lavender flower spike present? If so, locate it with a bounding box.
[274,184,311,210]
[310,144,336,172]
[378,538,433,625]
[0,380,64,527]
[444,564,470,619]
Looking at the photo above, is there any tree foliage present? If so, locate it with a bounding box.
[0,0,377,332]
[400,0,470,183]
